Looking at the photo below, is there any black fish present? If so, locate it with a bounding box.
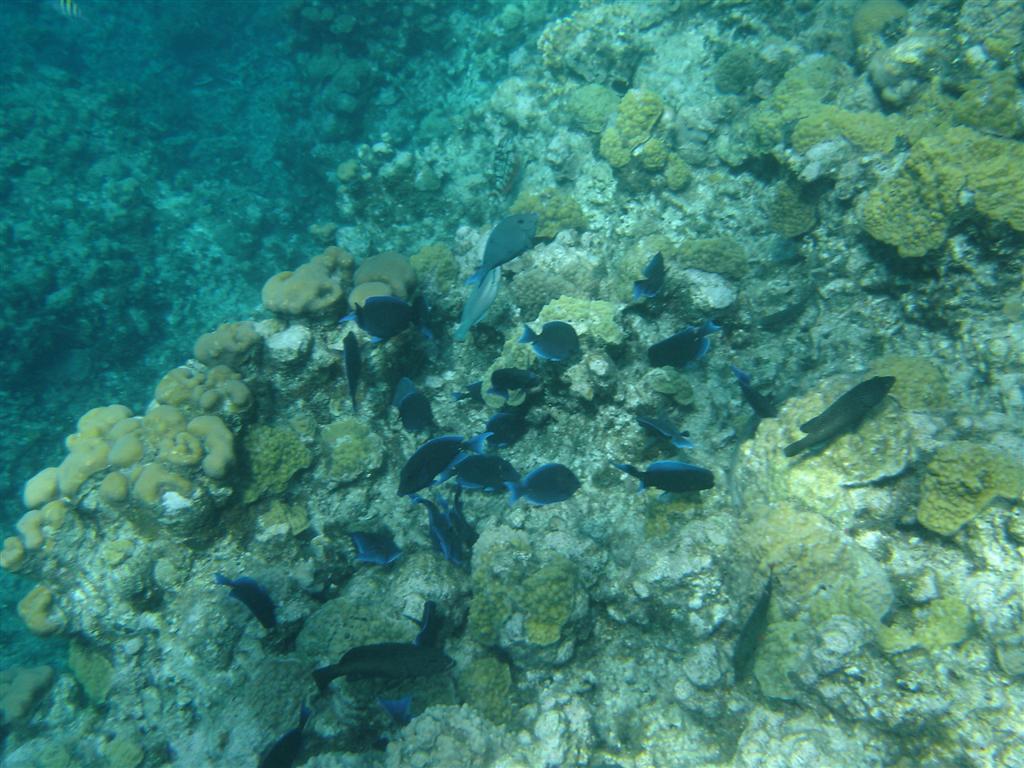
[349,295,414,341]
[520,321,580,362]
[783,375,895,457]
[392,377,434,432]
[613,460,714,493]
[258,704,310,768]
[507,463,580,505]
[733,575,772,683]
[378,696,413,726]
[415,494,468,567]
[452,381,483,403]
[488,367,540,399]
[445,484,477,548]
[635,415,693,450]
[343,331,361,411]
[398,434,486,496]
[731,365,778,419]
[467,213,539,285]
[648,320,720,368]
[313,642,454,691]
[350,531,402,565]
[214,573,277,629]
[410,600,442,648]
[452,453,520,493]
[486,409,529,448]
[633,251,665,299]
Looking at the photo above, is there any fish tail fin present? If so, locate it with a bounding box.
[672,436,695,450]
[703,319,722,334]
[465,271,482,286]
[612,462,642,481]
[505,481,523,503]
[453,323,470,342]
[518,325,537,344]
[213,573,230,586]
[730,365,751,386]
[299,704,312,729]
[339,312,355,325]
[783,437,807,457]
[465,432,491,453]
[312,664,339,693]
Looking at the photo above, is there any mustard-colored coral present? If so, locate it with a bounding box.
[953,71,1023,139]
[132,464,193,506]
[675,237,748,280]
[194,321,260,369]
[16,500,67,550]
[878,595,971,654]
[917,442,1023,536]
[157,431,204,467]
[99,472,130,505]
[17,584,65,636]
[522,558,577,646]
[616,89,664,148]
[108,434,144,468]
[536,295,622,344]
[598,125,632,169]
[791,105,904,154]
[1,536,25,571]
[22,467,58,509]
[410,242,458,287]
[56,437,109,497]
[261,246,351,316]
[861,171,947,258]
[458,657,513,724]
[68,640,114,704]
[510,189,587,239]
[766,183,817,238]
[320,418,383,484]
[0,665,54,724]
[869,355,947,410]
[187,415,235,479]
[852,0,907,46]
[241,425,311,502]
[664,153,691,191]
[353,251,417,300]
[567,83,620,133]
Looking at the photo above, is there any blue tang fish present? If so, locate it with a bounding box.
[410,600,442,647]
[633,251,665,299]
[379,696,413,726]
[613,460,714,493]
[486,408,529,448]
[343,331,361,411]
[398,433,487,496]
[392,377,434,432]
[452,453,520,493]
[466,213,539,285]
[647,319,720,368]
[350,531,402,565]
[520,321,580,362]
[344,295,414,341]
[635,415,694,450]
[214,573,277,629]
[313,642,453,690]
[731,365,778,419]
[507,463,580,505]
[415,494,468,567]
[452,381,484,403]
[454,266,501,341]
[258,704,310,768]
[487,367,540,399]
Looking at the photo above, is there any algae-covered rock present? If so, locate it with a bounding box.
[917,441,1023,535]
[511,189,588,239]
[241,425,312,503]
[458,656,513,724]
[536,295,622,345]
[765,182,817,238]
[69,640,114,704]
[878,594,972,654]
[567,83,620,134]
[320,418,384,484]
[869,354,947,410]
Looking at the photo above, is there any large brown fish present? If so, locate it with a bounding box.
[784,376,895,457]
[313,642,453,692]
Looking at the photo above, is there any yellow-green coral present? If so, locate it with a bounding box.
[536,295,622,344]
[241,425,312,503]
[511,189,587,239]
[522,558,577,646]
[320,418,383,483]
[675,237,748,281]
[616,89,664,148]
[953,71,1023,139]
[22,467,59,509]
[599,125,632,169]
[193,321,260,369]
[861,171,948,259]
[458,657,513,724]
[851,0,907,47]
[753,620,811,700]
[917,442,1023,536]
[567,83,620,134]
[17,584,65,636]
[878,595,971,654]
[636,137,668,171]
[791,105,905,154]
[410,242,458,287]
[869,355,947,410]
[765,183,817,238]
[68,640,114,704]
[664,153,691,191]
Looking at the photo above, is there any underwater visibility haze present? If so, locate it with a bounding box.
[1,0,1023,766]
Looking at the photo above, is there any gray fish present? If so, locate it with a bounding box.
[454,266,501,341]
[784,376,895,457]
[733,574,772,683]
[312,642,454,691]
[613,460,713,494]
[466,213,539,285]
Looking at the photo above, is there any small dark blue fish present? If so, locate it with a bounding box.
[342,331,361,411]
[635,415,694,450]
[214,573,277,629]
[784,375,895,457]
[378,696,413,726]
[488,367,540,399]
[392,377,435,432]
[507,463,580,505]
[633,251,665,299]
[613,460,714,494]
[648,320,720,368]
[731,366,778,419]
[441,484,477,548]
[350,531,402,565]
[398,434,487,496]
[520,321,580,362]
[467,213,539,285]
[452,381,484,403]
[410,600,442,648]
[313,642,454,690]
[258,704,310,768]
[452,453,520,493]
[416,494,468,567]
[733,574,772,683]
[486,408,529,448]
[345,295,414,341]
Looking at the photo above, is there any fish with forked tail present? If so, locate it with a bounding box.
[783,376,895,457]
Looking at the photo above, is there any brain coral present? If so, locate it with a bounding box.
[261,246,352,317]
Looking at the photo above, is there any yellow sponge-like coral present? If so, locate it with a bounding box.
[132,464,193,506]
[22,467,58,509]
[261,246,351,317]
[0,664,54,724]
[17,584,65,636]
[15,501,67,550]
[187,415,235,479]
[56,437,109,497]
[352,252,416,300]
[194,321,260,369]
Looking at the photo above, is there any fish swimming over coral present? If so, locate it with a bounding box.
[486,408,530,448]
[507,463,580,505]
[258,704,310,768]
[466,213,539,285]
[345,295,415,341]
[350,531,402,565]
[313,642,454,691]
[520,321,580,362]
[783,375,895,457]
[633,251,665,300]
[343,331,361,411]
[487,367,540,400]
[733,574,772,683]
[452,453,521,493]
[648,320,720,368]
[613,460,714,494]
[378,696,413,726]
[731,365,778,419]
[635,415,693,450]
[392,377,434,432]
[214,573,277,629]
[398,434,487,496]
[454,265,501,341]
